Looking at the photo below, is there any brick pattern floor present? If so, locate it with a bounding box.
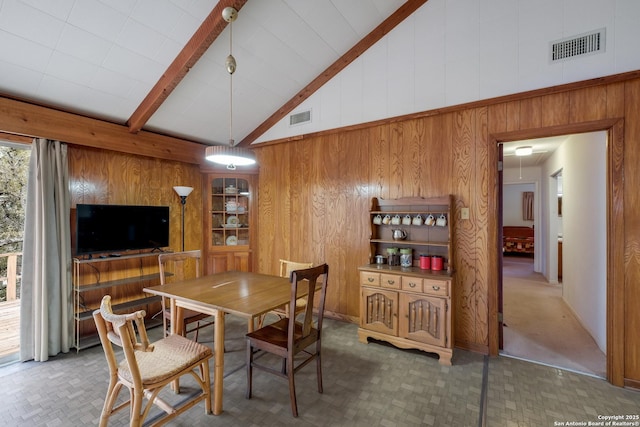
[0,315,638,426]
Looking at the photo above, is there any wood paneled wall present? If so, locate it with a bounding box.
[68,146,204,255]
[252,73,640,388]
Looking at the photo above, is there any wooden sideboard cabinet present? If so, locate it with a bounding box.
[358,196,454,365]
[358,268,453,365]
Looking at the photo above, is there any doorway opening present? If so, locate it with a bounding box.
[499,132,607,378]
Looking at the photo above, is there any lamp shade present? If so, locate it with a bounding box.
[173,186,194,197]
[205,146,256,166]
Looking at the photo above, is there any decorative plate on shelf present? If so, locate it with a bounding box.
[227,215,238,226]
[226,235,238,246]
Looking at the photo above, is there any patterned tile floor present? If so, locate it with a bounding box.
[0,316,638,426]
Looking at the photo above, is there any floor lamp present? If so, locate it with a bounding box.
[173,186,193,252]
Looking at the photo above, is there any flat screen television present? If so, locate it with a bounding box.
[75,204,170,255]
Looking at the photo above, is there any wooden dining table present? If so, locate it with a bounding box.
[143,270,297,415]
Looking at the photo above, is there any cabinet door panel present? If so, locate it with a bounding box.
[207,251,250,274]
[360,287,398,335]
[399,293,447,347]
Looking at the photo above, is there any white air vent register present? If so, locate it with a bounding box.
[550,28,605,62]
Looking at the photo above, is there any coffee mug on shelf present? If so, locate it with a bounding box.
[402,214,412,225]
[382,214,391,225]
[425,214,435,226]
[412,214,423,226]
[391,214,401,225]
[373,214,382,225]
[436,214,447,227]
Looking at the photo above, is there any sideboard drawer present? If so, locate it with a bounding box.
[361,271,380,287]
[401,276,423,292]
[380,273,402,290]
[423,279,449,297]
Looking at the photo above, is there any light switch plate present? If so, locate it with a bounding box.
[461,207,470,220]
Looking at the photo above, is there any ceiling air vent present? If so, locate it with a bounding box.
[550,29,605,62]
[289,109,311,126]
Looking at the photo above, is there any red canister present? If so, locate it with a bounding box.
[431,256,443,271]
[420,254,431,270]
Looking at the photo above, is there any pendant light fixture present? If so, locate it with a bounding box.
[514,145,532,180]
[205,6,257,170]
[514,146,533,156]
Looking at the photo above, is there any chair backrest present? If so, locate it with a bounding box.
[159,250,201,284]
[93,295,152,389]
[279,259,313,279]
[287,264,329,341]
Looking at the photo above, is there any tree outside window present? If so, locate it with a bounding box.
[0,143,30,301]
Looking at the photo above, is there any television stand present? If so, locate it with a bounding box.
[73,251,165,351]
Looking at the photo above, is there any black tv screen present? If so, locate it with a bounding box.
[76,204,170,255]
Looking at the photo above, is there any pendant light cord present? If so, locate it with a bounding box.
[228,18,234,147]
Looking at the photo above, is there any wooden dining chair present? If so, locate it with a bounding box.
[246,263,329,417]
[93,295,212,427]
[257,259,313,327]
[158,250,214,340]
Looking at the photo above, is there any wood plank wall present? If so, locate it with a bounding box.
[68,146,204,254]
[252,73,640,387]
[68,146,204,336]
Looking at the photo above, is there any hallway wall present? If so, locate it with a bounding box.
[543,132,607,352]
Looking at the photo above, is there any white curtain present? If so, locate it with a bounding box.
[20,139,72,362]
[522,191,534,221]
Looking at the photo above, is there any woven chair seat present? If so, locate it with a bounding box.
[118,334,212,386]
[94,295,212,426]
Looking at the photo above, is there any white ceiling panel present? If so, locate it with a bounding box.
[19,0,76,20]
[0,0,407,146]
[0,0,65,48]
[56,25,113,66]
[146,0,406,145]
[67,0,129,42]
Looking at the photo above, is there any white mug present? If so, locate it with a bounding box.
[402,214,412,225]
[425,214,435,226]
[412,214,423,226]
[373,214,382,225]
[391,214,401,225]
[436,214,447,227]
[382,214,392,225]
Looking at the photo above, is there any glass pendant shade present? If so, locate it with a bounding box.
[205,146,256,167]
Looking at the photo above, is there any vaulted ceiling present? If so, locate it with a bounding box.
[0,0,422,148]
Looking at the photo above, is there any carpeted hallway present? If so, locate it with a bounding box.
[501,255,606,378]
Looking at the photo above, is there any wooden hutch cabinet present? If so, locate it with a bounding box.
[358,196,454,365]
[203,173,256,274]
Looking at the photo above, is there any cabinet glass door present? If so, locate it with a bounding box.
[210,177,250,247]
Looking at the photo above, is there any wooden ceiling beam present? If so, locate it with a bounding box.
[237,0,429,147]
[0,96,207,165]
[127,0,248,134]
